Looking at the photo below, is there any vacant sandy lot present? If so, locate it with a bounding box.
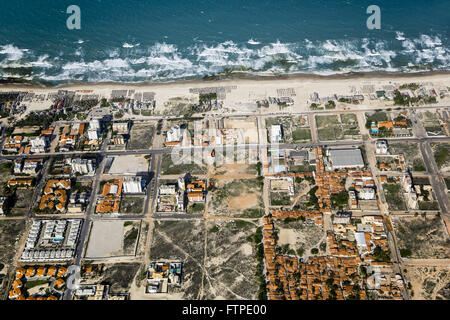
[229,194,258,210]
[86,220,124,258]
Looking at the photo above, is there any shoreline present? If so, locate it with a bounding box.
[1,70,450,90]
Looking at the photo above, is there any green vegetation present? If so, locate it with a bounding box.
[306,186,319,209]
[310,248,319,255]
[400,248,412,257]
[160,154,206,175]
[444,178,450,190]
[199,93,217,103]
[123,226,139,250]
[330,191,349,210]
[394,90,437,106]
[320,242,327,252]
[240,208,264,218]
[114,111,124,119]
[252,227,267,300]
[325,100,336,109]
[270,192,291,206]
[100,98,110,108]
[433,144,449,169]
[383,183,407,211]
[26,279,49,289]
[15,111,56,129]
[399,83,421,91]
[365,111,389,128]
[119,196,144,214]
[373,246,391,262]
[393,216,450,259]
[0,162,12,174]
[292,128,311,141]
[187,203,205,214]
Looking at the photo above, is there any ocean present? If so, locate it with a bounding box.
[0,0,449,84]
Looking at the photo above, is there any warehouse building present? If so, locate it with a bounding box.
[328,148,365,169]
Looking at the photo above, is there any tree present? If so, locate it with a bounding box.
[400,248,412,257]
[325,100,336,109]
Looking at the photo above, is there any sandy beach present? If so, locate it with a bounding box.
[2,72,449,117]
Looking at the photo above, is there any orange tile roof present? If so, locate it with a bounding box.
[47,266,57,277]
[57,267,67,277]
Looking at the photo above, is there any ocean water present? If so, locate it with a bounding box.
[0,0,449,84]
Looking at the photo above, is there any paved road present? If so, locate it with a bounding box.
[62,133,110,300]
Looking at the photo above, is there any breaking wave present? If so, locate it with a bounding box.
[1,32,449,83]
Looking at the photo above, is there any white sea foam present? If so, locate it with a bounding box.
[248,39,261,45]
[122,42,140,48]
[3,33,449,83]
[0,44,28,61]
[30,55,52,68]
[395,31,406,41]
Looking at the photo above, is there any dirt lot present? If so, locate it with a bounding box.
[149,220,205,299]
[420,111,446,136]
[393,216,450,259]
[383,183,407,211]
[212,150,259,176]
[127,123,156,150]
[160,153,207,175]
[316,114,360,141]
[389,142,427,172]
[97,263,142,295]
[407,266,450,300]
[0,163,34,216]
[0,219,26,297]
[208,179,264,218]
[274,219,324,258]
[160,96,196,117]
[430,143,450,173]
[204,220,259,299]
[9,189,34,216]
[86,220,141,258]
[119,196,145,215]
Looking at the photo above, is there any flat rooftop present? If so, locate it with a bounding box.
[329,148,364,168]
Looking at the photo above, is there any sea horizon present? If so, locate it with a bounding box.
[1,0,449,85]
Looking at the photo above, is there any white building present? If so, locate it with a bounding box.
[355,232,368,253]
[375,140,389,154]
[89,119,101,131]
[69,158,96,175]
[30,136,48,153]
[166,125,183,143]
[112,122,129,134]
[123,177,143,194]
[359,187,376,200]
[88,129,99,141]
[270,125,283,143]
[159,184,176,195]
[402,173,419,209]
[22,160,40,175]
[13,159,22,174]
